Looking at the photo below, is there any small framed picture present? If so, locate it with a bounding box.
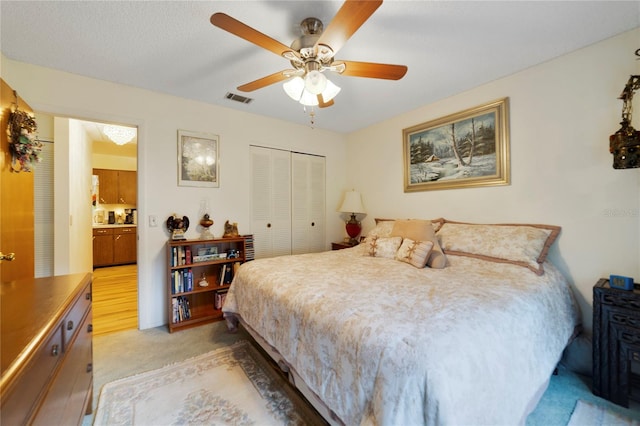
[177,129,219,187]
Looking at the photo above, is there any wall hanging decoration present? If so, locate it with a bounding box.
[610,73,640,169]
[6,90,42,172]
[177,130,219,187]
[403,97,510,192]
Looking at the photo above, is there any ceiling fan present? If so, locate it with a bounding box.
[210,0,408,109]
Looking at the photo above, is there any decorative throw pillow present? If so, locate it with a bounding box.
[366,219,396,238]
[390,219,447,269]
[396,238,434,268]
[362,236,402,259]
[436,220,561,275]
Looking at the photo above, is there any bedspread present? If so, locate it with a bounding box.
[223,248,580,425]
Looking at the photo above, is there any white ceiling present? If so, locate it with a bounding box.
[2,1,639,133]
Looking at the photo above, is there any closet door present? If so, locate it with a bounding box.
[291,152,326,255]
[250,146,291,259]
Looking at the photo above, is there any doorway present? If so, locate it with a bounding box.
[34,114,139,334]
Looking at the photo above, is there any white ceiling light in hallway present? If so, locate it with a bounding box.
[103,125,136,146]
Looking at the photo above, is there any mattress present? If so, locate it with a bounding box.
[223,247,580,425]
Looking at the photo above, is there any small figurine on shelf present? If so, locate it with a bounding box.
[198,272,209,287]
[166,214,189,240]
[199,213,214,240]
[223,220,239,238]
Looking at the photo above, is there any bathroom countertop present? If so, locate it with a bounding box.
[93,224,137,229]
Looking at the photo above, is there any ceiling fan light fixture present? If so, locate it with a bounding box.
[321,79,341,102]
[304,70,327,95]
[283,76,305,101]
[103,124,136,146]
[299,89,319,106]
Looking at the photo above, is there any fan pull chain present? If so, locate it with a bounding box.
[303,106,316,128]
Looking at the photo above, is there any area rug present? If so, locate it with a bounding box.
[93,340,326,425]
[568,400,640,426]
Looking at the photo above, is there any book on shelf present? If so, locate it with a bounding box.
[219,264,227,285]
[214,290,228,309]
[219,263,234,285]
[172,296,192,323]
[242,234,255,261]
[172,268,193,294]
[170,245,193,267]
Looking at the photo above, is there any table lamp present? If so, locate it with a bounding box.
[338,190,366,245]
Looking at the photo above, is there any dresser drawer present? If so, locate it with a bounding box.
[607,306,640,330]
[2,325,64,425]
[597,289,640,310]
[93,228,113,236]
[33,310,93,425]
[62,282,92,350]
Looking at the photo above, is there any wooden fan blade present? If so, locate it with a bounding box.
[211,13,296,58]
[237,70,291,92]
[318,94,335,108]
[315,0,383,55]
[337,60,407,80]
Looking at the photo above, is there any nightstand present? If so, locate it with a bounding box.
[593,278,640,407]
[331,241,358,250]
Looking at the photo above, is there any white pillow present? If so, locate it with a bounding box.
[437,221,561,275]
[395,238,434,268]
[362,236,402,259]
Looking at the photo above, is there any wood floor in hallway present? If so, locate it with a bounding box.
[92,264,138,336]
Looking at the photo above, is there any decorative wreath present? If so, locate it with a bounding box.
[6,107,42,172]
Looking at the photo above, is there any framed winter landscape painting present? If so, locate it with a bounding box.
[177,130,219,188]
[403,98,510,192]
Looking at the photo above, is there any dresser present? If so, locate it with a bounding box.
[592,278,640,407]
[1,273,93,425]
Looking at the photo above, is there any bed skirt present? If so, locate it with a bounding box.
[226,313,345,425]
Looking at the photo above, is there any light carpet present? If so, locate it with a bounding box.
[93,340,325,426]
[568,400,640,426]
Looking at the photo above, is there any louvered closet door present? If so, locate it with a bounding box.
[250,146,291,259]
[291,152,326,255]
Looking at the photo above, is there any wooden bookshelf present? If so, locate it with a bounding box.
[166,236,251,333]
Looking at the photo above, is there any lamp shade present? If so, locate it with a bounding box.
[322,79,341,102]
[304,70,327,95]
[283,73,341,107]
[338,191,365,214]
[283,76,305,101]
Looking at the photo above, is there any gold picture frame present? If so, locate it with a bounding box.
[177,129,219,188]
[403,97,510,192]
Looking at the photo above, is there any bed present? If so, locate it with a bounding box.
[223,218,580,425]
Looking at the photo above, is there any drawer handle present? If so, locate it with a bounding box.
[87,324,93,333]
[51,344,59,357]
[87,363,93,373]
[67,320,74,331]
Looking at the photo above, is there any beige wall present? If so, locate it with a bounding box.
[347,28,640,332]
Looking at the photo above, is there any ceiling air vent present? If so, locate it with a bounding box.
[225,92,253,104]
